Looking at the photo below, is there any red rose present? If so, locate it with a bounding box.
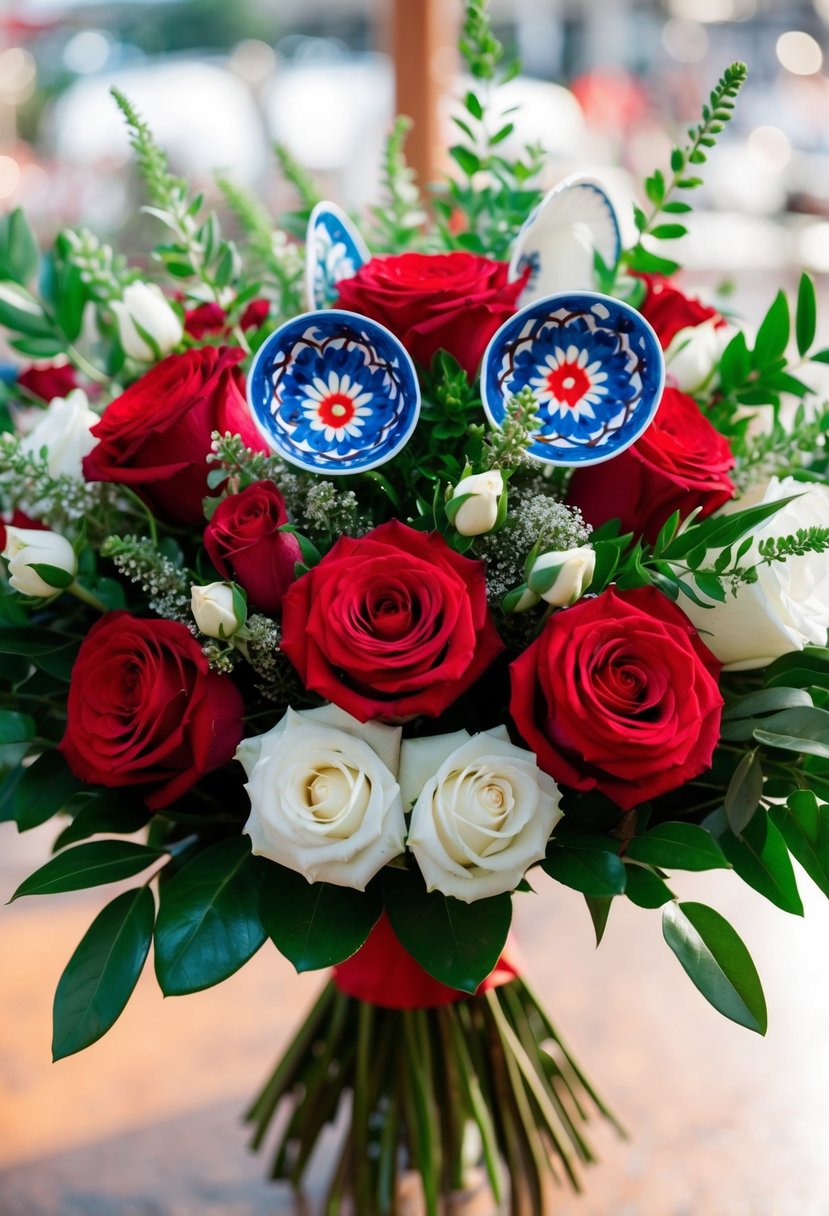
[184,299,269,339]
[83,347,267,524]
[60,612,244,809]
[17,361,78,401]
[280,519,503,722]
[0,509,46,553]
[510,586,723,810]
[335,252,526,377]
[568,387,735,542]
[638,275,722,347]
[203,480,301,614]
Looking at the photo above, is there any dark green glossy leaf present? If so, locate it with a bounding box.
[53,793,152,850]
[724,750,763,834]
[258,862,381,972]
[770,791,829,899]
[662,901,767,1034]
[52,887,154,1060]
[0,208,39,284]
[0,710,35,745]
[720,814,803,915]
[154,837,265,996]
[624,863,673,908]
[796,272,817,357]
[754,290,789,367]
[13,750,84,831]
[723,687,813,720]
[543,846,626,897]
[383,869,511,994]
[11,841,162,900]
[584,895,613,945]
[625,822,729,872]
[664,496,800,561]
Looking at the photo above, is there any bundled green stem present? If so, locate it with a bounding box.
[246,979,622,1216]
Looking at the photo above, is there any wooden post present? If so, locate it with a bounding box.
[389,0,460,188]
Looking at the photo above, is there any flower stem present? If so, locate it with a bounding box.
[68,581,109,613]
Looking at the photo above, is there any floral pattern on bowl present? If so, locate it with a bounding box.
[305,202,369,309]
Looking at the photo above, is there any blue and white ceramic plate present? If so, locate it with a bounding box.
[247,310,421,475]
[481,292,665,467]
[305,202,369,310]
[508,176,621,306]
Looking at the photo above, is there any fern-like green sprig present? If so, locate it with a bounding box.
[368,116,427,253]
[273,143,321,214]
[484,387,540,469]
[217,177,304,319]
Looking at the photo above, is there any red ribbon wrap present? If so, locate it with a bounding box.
[333,913,520,1010]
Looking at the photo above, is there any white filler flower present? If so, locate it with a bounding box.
[405,727,562,903]
[238,705,406,889]
[680,475,829,670]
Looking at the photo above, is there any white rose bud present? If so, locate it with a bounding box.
[191,581,246,639]
[19,389,99,480]
[678,476,829,670]
[405,727,563,903]
[239,706,406,890]
[449,470,504,537]
[664,318,734,395]
[2,526,77,598]
[112,282,183,362]
[527,545,596,607]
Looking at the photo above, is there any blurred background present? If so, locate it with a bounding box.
[3,2,829,1213]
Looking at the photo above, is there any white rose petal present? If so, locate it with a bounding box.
[112,282,183,362]
[679,476,829,670]
[527,545,596,607]
[2,525,77,597]
[19,389,99,480]
[664,318,735,395]
[406,729,562,903]
[239,708,406,890]
[450,470,504,537]
[191,581,244,639]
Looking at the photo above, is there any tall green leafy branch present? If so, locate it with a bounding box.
[216,177,303,322]
[607,62,747,288]
[436,0,544,259]
[367,116,427,253]
[111,88,241,305]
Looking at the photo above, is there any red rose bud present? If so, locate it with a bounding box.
[240,298,270,331]
[83,347,268,524]
[280,519,503,723]
[567,387,735,543]
[509,586,723,811]
[637,275,722,348]
[335,251,526,378]
[17,361,78,402]
[60,612,244,809]
[203,480,301,615]
[184,301,227,339]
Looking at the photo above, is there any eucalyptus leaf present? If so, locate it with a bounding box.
[662,901,767,1034]
[52,887,154,1060]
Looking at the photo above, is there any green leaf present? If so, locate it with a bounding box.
[53,792,152,850]
[752,705,829,760]
[662,902,767,1034]
[753,290,790,367]
[154,837,265,996]
[0,280,53,337]
[770,791,829,899]
[664,495,801,561]
[13,750,85,831]
[0,711,35,745]
[623,863,673,908]
[258,862,381,971]
[796,272,817,357]
[724,750,764,834]
[625,822,729,871]
[649,223,688,240]
[383,869,511,994]
[542,846,626,897]
[584,895,612,945]
[464,90,483,120]
[720,814,803,915]
[624,246,680,276]
[450,145,480,177]
[11,841,162,900]
[52,887,154,1060]
[723,687,813,720]
[0,208,39,285]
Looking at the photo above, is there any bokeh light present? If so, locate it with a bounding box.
[776,30,824,75]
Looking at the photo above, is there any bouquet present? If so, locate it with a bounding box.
[2,5,829,1212]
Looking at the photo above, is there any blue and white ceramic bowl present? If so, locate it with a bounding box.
[247,310,421,476]
[481,292,665,467]
[508,176,622,307]
[305,202,369,310]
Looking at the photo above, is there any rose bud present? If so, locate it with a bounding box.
[447,470,504,537]
[2,526,77,597]
[527,545,596,607]
[191,580,246,639]
[19,389,99,480]
[664,318,734,395]
[112,282,183,362]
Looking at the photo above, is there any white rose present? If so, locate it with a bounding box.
[112,282,183,362]
[239,705,406,890]
[19,389,98,479]
[449,470,504,537]
[679,476,829,670]
[404,727,562,903]
[191,581,246,639]
[2,525,77,597]
[527,545,596,607]
[664,318,734,395]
